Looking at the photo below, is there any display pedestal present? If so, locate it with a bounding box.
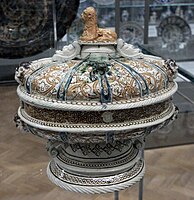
[46,137,145,194]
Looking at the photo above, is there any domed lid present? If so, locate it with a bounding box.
[15,7,178,111]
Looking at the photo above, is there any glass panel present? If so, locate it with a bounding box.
[119,0,145,46]
[0,0,79,82]
[146,0,194,61]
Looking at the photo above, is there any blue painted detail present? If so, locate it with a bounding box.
[59,56,90,101]
[127,64,149,95]
[62,75,73,101]
[113,59,149,96]
[98,72,112,103]
[25,64,50,94]
[104,73,112,101]
[61,61,84,101]
[60,132,69,142]
[112,60,143,96]
[106,132,115,143]
[143,60,169,89]
[56,72,71,99]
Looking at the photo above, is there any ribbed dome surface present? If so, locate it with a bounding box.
[25,58,169,100]
[15,41,177,111]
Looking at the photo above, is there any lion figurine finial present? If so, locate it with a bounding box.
[80,7,117,42]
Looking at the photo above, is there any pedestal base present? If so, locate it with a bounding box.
[47,159,145,194]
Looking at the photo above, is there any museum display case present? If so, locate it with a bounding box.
[146,0,194,61]
[0,1,194,199]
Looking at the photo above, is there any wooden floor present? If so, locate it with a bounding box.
[1,85,194,200]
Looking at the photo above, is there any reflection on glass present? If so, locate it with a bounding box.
[120,22,144,45]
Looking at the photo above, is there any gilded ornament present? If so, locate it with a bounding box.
[80,7,117,42]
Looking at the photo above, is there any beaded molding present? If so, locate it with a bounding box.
[18,104,175,133]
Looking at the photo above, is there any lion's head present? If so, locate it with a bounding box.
[81,7,97,23]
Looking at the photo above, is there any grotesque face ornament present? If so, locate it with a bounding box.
[15,7,178,194]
